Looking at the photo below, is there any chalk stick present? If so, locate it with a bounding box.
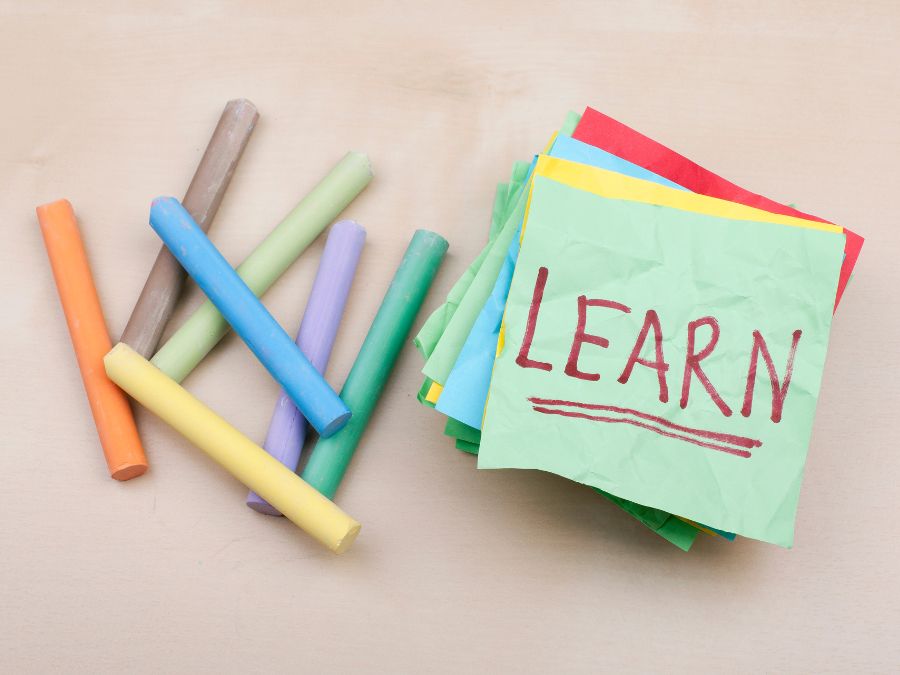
[103,343,360,553]
[121,99,259,358]
[37,200,148,480]
[151,151,373,382]
[149,198,351,437]
[302,230,448,498]
[248,220,366,515]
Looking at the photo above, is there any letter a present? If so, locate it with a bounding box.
[618,310,669,402]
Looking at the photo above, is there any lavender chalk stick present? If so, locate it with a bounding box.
[247,220,366,515]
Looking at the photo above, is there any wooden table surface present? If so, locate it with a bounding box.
[1,1,898,672]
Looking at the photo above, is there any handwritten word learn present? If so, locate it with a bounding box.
[514,267,802,423]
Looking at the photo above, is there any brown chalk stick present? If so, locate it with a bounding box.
[120,98,259,357]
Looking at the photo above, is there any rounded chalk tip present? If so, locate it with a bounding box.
[320,410,352,438]
[331,219,366,236]
[225,98,260,125]
[413,229,449,253]
[345,150,373,177]
[35,198,75,222]
[110,461,148,481]
[246,493,284,517]
[332,522,362,555]
[150,195,179,210]
[226,97,257,112]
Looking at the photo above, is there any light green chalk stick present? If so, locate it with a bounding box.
[413,160,527,362]
[151,151,373,382]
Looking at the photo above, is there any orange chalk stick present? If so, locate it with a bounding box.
[37,199,148,480]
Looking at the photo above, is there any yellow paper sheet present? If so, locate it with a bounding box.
[494,155,843,356]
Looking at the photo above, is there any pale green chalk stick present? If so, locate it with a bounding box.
[151,151,373,382]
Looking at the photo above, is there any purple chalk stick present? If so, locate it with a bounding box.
[247,220,366,515]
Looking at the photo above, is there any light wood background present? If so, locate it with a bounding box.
[1,1,898,672]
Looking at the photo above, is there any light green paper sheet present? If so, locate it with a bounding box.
[416,113,579,383]
[560,110,581,136]
[414,164,526,361]
[414,242,492,360]
[477,176,844,547]
[422,190,527,384]
[510,159,532,186]
[490,183,509,241]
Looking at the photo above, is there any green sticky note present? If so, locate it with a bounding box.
[417,113,579,384]
[413,241,490,361]
[510,159,532,187]
[422,192,527,384]
[455,439,480,455]
[594,489,698,551]
[490,183,509,241]
[654,514,701,550]
[444,417,481,444]
[478,176,844,547]
[414,167,523,362]
[416,113,581,377]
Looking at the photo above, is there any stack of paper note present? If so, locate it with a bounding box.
[414,107,863,550]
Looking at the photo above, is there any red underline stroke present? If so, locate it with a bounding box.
[531,406,752,459]
[528,397,761,449]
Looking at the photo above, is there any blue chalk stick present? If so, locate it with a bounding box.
[148,197,351,437]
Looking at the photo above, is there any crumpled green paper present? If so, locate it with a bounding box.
[478,174,844,546]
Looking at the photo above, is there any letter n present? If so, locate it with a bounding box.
[741,330,802,423]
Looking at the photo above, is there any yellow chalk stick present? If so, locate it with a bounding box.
[103,343,361,553]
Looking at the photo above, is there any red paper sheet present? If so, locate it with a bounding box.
[572,107,863,309]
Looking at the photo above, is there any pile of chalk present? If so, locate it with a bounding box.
[37,99,447,554]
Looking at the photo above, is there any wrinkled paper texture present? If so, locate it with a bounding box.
[478,174,844,546]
